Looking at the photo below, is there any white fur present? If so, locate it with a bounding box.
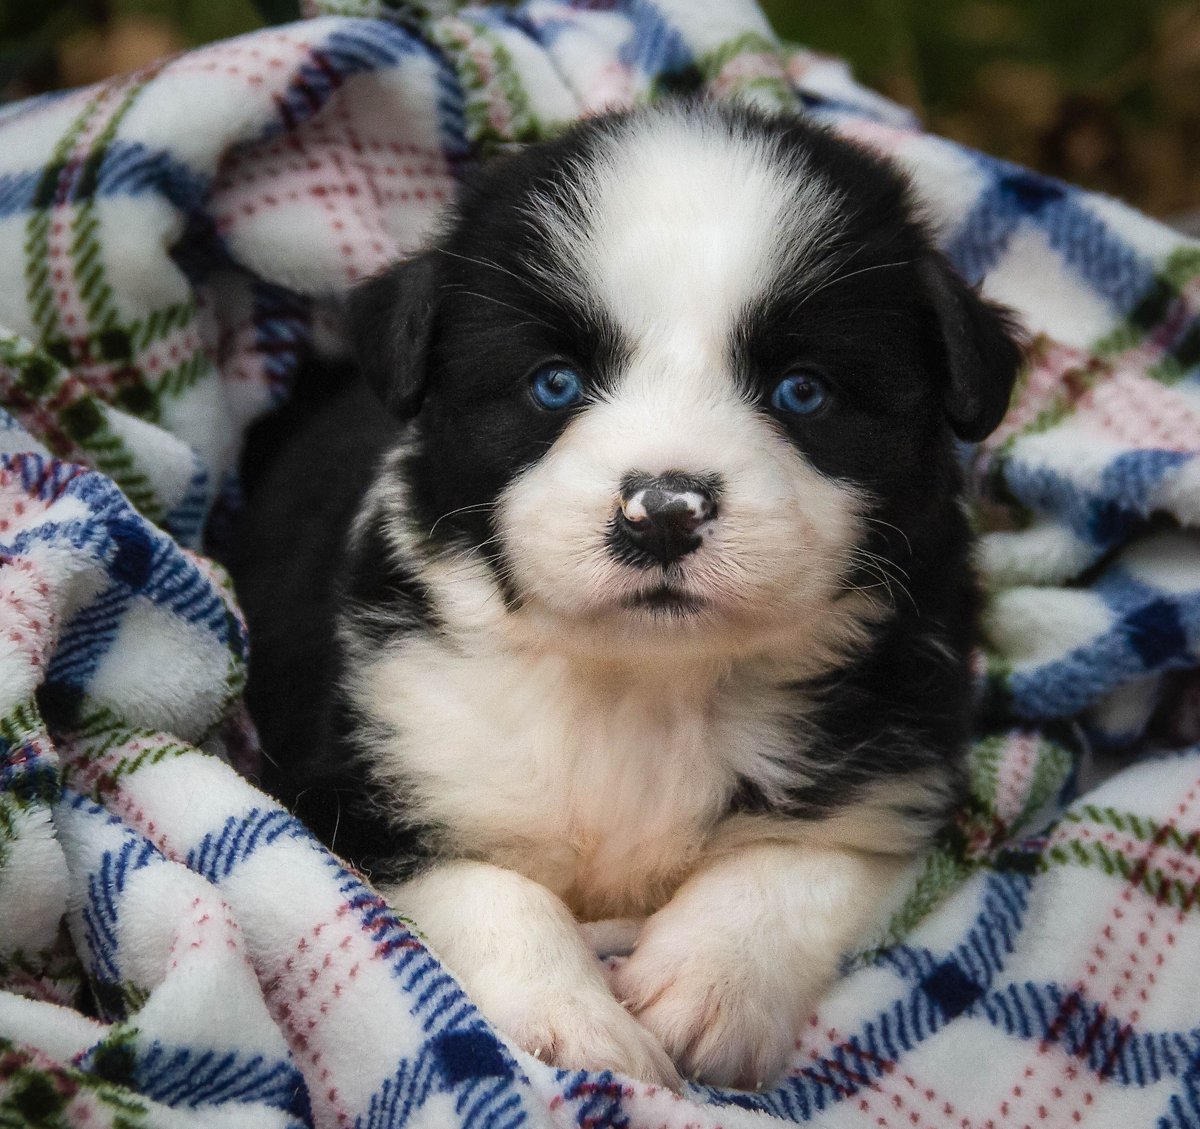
[529,102,841,350]
[363,641,809,918]
[385,860,679,1087]
[352,108,929,1086]
[613,839,910,1087]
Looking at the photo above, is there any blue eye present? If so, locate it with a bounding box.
[771,370,829,416]
[529,363,585,410]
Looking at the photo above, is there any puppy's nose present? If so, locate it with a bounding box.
[614,473,719,566]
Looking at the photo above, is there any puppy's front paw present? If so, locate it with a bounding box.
[614,922,811,1089]
[391,863,679,1087]
[484,981,681,1088]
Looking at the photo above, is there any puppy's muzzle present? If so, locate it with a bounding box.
[611,473,720,567]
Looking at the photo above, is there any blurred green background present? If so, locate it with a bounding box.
[2,0,1198,221]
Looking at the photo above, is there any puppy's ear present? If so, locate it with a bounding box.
[919,254,1023,442]
[346,252,440,419]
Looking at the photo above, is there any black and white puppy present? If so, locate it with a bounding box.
[231,101,1021,1090]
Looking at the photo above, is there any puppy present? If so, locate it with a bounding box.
[230,101,1021,1090]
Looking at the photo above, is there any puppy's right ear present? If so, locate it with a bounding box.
[918,254,1024,443]
[346,252,439,419]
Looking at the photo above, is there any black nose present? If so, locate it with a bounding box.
[610,473,720,567]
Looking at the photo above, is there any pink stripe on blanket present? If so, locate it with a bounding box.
[212,46,454,288]
[163,26,320,92]
[823,114,911,157]
[0,543,58,683]
[59,733,186,860]
[1047,822,1200,898]
[166,893,246,970]
[1074,368,1200,452]
[990,769,1200,1126]
[993,730,1042,829]
[262,897,433,1129]
[266,911,362,1129]
[854,1070,972,1129]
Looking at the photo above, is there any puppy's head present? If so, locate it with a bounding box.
[351,103,1020,661]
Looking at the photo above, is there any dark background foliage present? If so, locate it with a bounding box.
[1,0,1199,222]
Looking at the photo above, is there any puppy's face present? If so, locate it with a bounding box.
[352,104,1018,660]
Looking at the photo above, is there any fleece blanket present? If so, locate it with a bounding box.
[0,1,1198,1126]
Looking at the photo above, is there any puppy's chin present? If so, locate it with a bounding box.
[621,583,708,617]
[503,573,879,669]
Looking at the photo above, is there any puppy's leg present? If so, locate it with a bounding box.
[613,841,910,1089]
[384,860,679,1087]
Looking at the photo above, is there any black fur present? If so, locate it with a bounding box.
[229,373,439,879]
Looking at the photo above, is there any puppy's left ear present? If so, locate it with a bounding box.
[346,251,440,419]
[919,254,1024,442]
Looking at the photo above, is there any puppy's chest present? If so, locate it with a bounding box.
[362,643,798,917]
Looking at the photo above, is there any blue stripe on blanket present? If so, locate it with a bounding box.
[331,22,471,161]
[132,1042,309,1114]
[0,142,208,217]
[941,154,1157,310]
[325,862,533,1129]
[163,462,213,548]
[89,141,209,213]
[45,582,131,687]
[0,735,57,806]
[0,170,42,220]
[1,516,113,562]
[362,1030,523,1129]
[73,1027,311,1120]
[1009,590,1200,719]
[266,22,470,163]
[998,449,1194,551]
[37,483,239,705]
[142,539,228,631]
[556,1069,626,1128]
[82,836,158,983]
[186,807,308,881]
[6,450,87,500]
[982,985,1200,1086]
[1162,1064,1200,1129]
[616,0,692,75]
[252,280,312,396]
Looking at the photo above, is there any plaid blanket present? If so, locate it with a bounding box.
[1,2,1198,1126]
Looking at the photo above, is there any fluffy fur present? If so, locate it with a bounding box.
[230,101,1022,1089]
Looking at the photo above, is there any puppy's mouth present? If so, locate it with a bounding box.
[622,584,708,616]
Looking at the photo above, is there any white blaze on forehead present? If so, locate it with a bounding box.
[534,106,842,361]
